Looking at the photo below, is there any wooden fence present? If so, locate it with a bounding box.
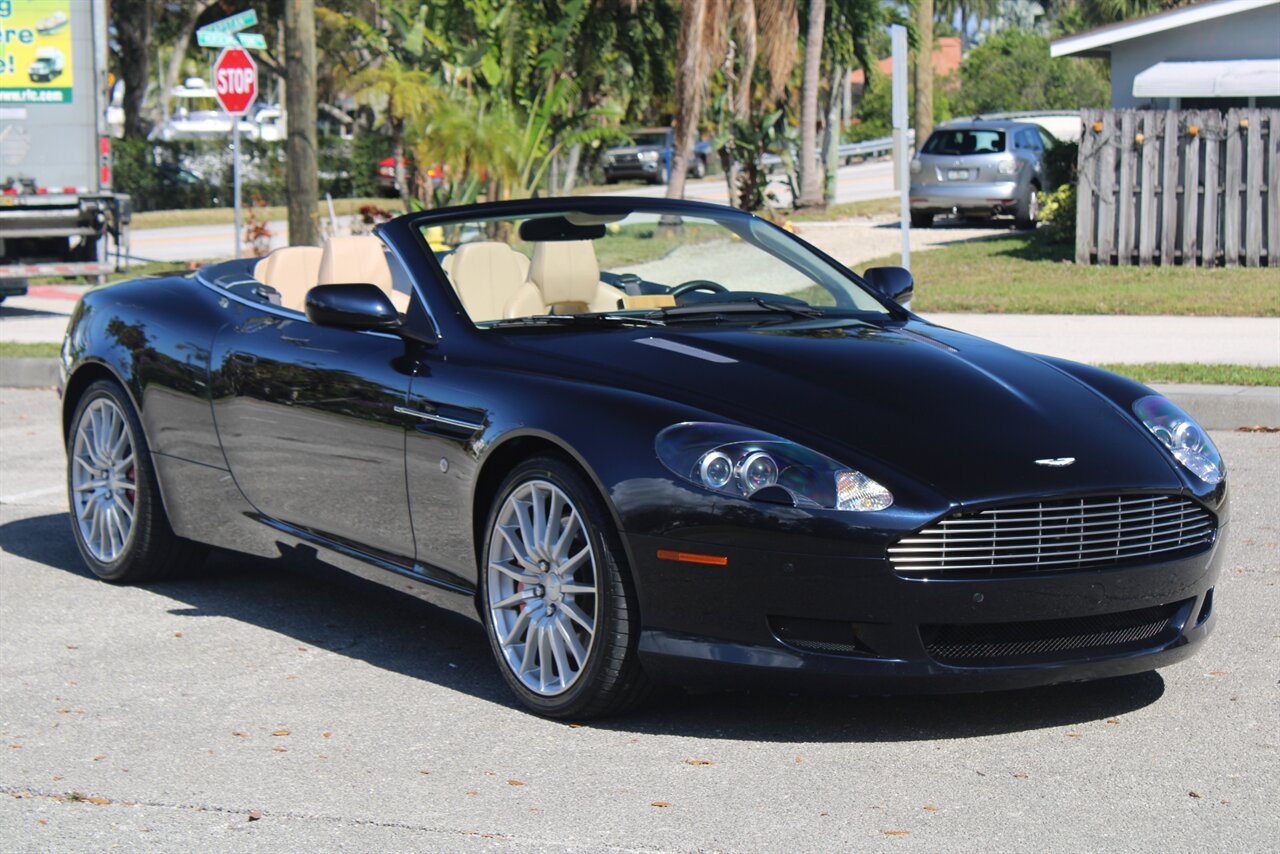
[1075,108,1279,267]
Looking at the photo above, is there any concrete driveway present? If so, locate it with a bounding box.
[1,387,1277,851]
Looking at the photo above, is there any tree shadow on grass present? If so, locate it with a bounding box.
[1,510,1166,744]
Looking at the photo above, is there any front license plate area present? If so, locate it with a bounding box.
[946,169,970,180]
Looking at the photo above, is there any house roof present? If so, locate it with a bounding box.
[1132,58,1280,97]
[1050,0,1280,58]
[850,37,962,85]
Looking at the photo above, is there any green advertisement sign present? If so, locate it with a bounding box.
[0,0,74,104]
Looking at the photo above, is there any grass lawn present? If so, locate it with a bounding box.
[1098,363,1280,387]
[787,197,899,222]
[132,197,392,230]
[861,230,1279,317]
[0,342,61,358]
[29,260,198,287]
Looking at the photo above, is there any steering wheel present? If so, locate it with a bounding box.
[670,279,728,298]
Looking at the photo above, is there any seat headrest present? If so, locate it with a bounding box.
[529,240,599,306]
[317,236,393,290]
[253,246,323,312]
[450,241,525,292]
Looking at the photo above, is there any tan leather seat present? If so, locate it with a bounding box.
[253,246,323,312]
[505,240,622,318]
[447,241,530,322]
[317,235,410,312]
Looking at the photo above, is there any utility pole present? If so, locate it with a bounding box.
[284,0,318,246]
[914,0,934,144]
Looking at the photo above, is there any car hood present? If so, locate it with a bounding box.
[501,318,1182,505]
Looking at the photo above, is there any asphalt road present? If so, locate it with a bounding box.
[1,386,1277,852]
[129,161,896,263]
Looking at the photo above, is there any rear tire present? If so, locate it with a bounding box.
[66,379,205,583]
[480,456,651,719]
[1014,189,1039,230]
[910,211,933,229]
[689,156,707,179]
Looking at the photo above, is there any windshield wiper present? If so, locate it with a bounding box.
[646,298,825,323]
[488,313,666,329]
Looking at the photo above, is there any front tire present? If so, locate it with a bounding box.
[67,379,205,583]
[689,156,707,179]
[481,456,650,718]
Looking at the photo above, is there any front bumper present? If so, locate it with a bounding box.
[909,181,1022,215]
[625,526,1224,694]
[604,161,663,180]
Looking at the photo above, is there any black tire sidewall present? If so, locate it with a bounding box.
[479,456,635,717]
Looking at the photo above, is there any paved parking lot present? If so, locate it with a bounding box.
[1,386,1277,852]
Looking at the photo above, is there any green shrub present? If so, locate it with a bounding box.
[1040,183,1076,244]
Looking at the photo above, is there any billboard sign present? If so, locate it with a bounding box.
[0,0,75,104]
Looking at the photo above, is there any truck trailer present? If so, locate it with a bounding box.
[1,0,130,300]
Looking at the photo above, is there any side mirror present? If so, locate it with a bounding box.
[862,266,914,307]
[305,283,402,331]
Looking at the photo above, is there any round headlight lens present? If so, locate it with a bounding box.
[699,450,734,489]
[740,452,779,494]
[1133,395,1223,484]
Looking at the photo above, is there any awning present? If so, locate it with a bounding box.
[1133,59,1280,98]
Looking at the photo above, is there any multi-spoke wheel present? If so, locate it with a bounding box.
[66,379,205,582]
[481,456,650,718]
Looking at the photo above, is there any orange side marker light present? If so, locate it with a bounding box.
[656,550,729,567]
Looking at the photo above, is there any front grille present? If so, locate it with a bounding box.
[612,153,640,166]
[923,600,1187,666]
[890,494,1215,578]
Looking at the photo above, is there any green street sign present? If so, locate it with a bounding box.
[197,30,267,49]
[197,9,258,36]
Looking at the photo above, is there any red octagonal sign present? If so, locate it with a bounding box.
[213,47,257,116]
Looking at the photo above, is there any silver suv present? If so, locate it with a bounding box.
[909,120,1055,229]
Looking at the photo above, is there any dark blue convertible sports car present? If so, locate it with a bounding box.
[60,197,1227,718]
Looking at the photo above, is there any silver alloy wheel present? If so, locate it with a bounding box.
[70,397,137,563]
[487,480,598,696]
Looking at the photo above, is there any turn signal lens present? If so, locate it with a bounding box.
[836,471,894,511]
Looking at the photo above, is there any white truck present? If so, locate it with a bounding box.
[0,0,130,300]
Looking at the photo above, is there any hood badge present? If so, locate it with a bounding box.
[1035,457,1076,467]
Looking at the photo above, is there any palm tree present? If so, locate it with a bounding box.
[666,0,729,204]
[915,0,935,144]
[352,60,439,211]
[796,0,827,208]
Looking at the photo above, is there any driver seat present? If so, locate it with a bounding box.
[503,240,622,317]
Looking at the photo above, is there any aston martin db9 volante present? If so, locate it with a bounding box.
[60,198,1227,718]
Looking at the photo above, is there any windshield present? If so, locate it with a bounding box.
[922,129,1006,155]
[629,132,668,148]
[420,206,891,328]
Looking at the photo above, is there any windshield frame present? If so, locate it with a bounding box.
[397,197,908,332]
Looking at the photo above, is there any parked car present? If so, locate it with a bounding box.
[909,120,1057,229]
[602,128,712,184]
[60,197,1226,719]
[28,48,66,83]
[377,156,442,196]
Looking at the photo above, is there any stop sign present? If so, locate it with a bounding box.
[213,47,257,116]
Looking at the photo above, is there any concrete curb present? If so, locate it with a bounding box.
[2,357,1277,428]
[0,358,60,389]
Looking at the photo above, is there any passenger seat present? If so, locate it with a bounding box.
[253,246,323,313]
[447,241,530,322]
[316,235,409,312]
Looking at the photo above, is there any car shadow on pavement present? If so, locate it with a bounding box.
[2,510,1166,743]
[0,305,73,320]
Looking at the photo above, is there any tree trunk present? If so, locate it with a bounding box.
[157,0,218,126]
[115,0,153,138]
[822,63,845,205]
[915,0,935,145]
[734,0,757,119]
[796,0,825,209]
[391,120,409,212]
[665,0,708,205]
[285,0,319,246]
[561,143,583,196]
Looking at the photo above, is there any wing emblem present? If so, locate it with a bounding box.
[1034,457,1076,467]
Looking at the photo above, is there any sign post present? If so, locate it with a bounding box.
[212,47,258,259]
[891,24,910,271]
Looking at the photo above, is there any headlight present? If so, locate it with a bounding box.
[997,158,1020,175]
[656,422,893,511]
[639,150,660,162]
[1132,396,1223,484]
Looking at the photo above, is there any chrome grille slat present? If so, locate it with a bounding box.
[890,494,1215,578]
